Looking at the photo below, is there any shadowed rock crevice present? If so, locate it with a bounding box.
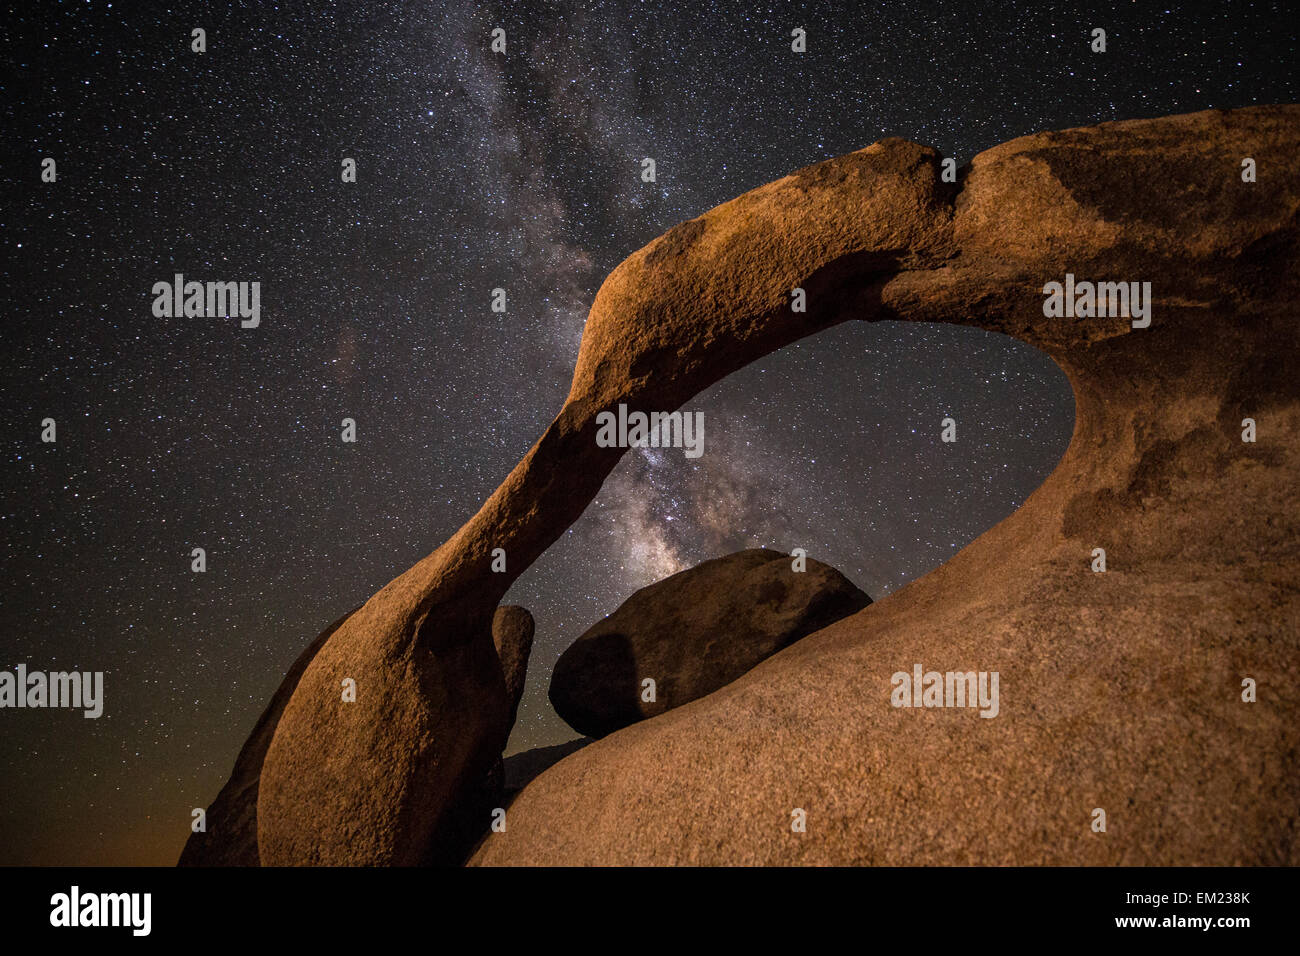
[502,737,595,793]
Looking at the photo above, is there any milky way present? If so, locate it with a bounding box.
[3,0,1295,863]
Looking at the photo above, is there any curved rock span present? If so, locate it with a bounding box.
[259,106,1300,865]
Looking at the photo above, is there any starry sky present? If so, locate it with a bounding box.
[2,0,1295,865]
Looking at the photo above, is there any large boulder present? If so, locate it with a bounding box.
[550,549,870,736]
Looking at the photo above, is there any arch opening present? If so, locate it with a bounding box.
[501,319,1074,755]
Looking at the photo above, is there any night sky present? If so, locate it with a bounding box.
[2,1,1295,865]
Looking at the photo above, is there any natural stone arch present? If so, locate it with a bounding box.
[259,106,1300,865]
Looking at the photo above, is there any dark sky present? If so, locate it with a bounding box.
[2,0,1295,865]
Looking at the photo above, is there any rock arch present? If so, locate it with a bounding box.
[259,106,1300,865]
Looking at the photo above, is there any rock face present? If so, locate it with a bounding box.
[422,605,535,865]
[550,549,871,737]
[262,105,1300,866]
[492,605,533,728]
[178,606,359,867]
[182,605,531,866]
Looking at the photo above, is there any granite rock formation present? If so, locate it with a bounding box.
[472,106,1300,865]
[259,105,1299,866]
[550,549,871,737]
[182,605,531,865]
[492,605,534,729]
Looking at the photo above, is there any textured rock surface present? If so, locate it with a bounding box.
[183,606,530,866]
[471,106,1300,865]
[493,605,534,728]
[550,549,871,737]
[261,105,1299,865]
